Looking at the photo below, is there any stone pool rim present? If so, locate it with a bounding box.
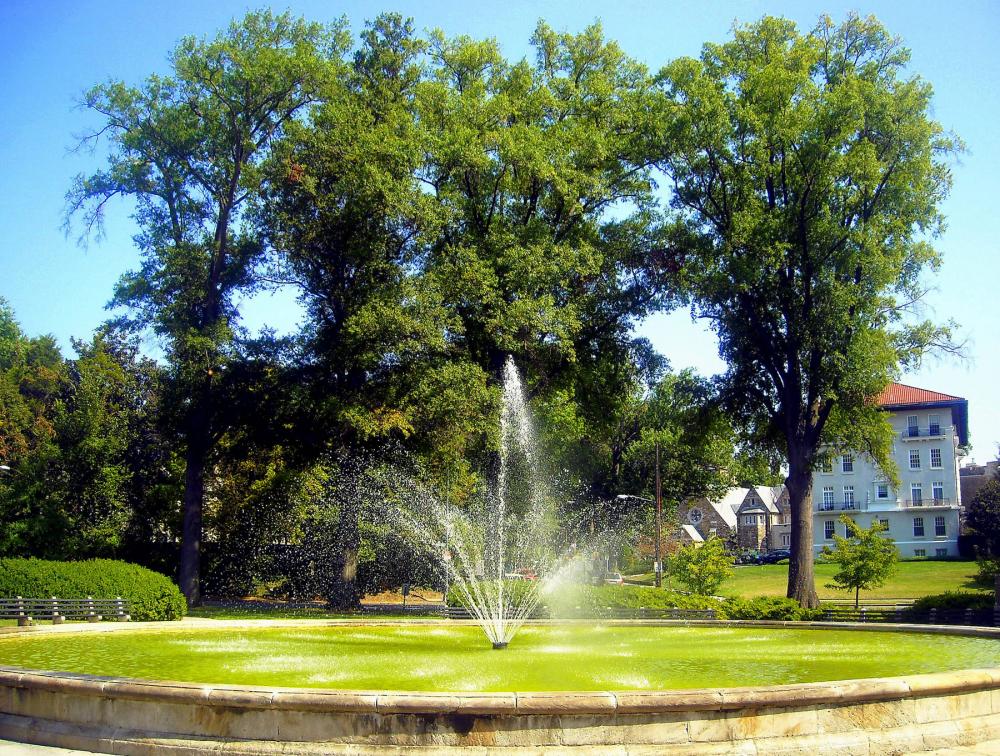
[2,619,1000,753]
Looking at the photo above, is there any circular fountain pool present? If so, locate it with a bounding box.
[2,620,999,754]
[0,622,997,691]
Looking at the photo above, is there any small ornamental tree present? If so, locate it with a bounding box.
[670,536,734,595]
[966,475,1000,586]
[966,477,1000,556]
[821,516,898,608]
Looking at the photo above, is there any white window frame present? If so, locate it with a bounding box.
[879,518,890,531]
[913,517,925,537]
[911,483,923,505]
[930,448,942,469]
[932,481,944,502]
[934,516,946,537]
[843,485,855,509]
[842,454,854,473]
[929,414,941,435]
[907,415,919,437]
[909,449,921,470]
[822,486,835,510]
[821,459,833,474]
[876,482,889,499]
[914,548,926,557]
[824,520,835,539]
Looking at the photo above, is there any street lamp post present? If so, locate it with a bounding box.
[654,440,662,588]
[616,440,665,587]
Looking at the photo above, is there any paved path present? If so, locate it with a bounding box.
[4,737,1000,754]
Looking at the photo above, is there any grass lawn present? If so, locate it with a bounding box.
[635,560,987,601]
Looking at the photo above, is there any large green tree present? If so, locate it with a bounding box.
[67,12,347,604]
[656,15,958,606]
[418,22,670,404]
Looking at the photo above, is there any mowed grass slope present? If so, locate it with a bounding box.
[641,560,986,600]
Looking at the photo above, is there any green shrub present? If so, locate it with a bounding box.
[904,591,995,615]
[721,596,824,621]
[974,557,999,588]
[446,581,723,615]
[0,558,186,621]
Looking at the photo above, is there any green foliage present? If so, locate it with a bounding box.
[721,596,824,621]
[974,558,999,588]
[670,537,734,595]
[445,581,722,614]
[821,516,898,607]
[0,558,186,621]
[657,14,959,605]
[966,477,1000,556]
[905,591,995,615]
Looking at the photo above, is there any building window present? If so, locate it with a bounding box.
[930,448,942,469]
[932,482,944,502]
[929,414,941,436]
[935,516,946,537]
[911,484,923,505]
[781,534,790,546]
[842,454,854,473]
[821,459,833,474]
[907,415,919,437]
[909,449,921,470]
[822,486,835,510]
[913,517,925,537]
[843,485,855,509]
[879,518,890,531]
[935,548,948,558]
[876,482,889,499]
[914,549,926,557]
[824,520,835,539]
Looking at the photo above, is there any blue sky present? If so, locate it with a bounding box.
[1,0,997,457]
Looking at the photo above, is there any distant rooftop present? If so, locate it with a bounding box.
[876,382,969,446]
[877,382,964,407]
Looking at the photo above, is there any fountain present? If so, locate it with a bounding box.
[1,359,999,752]
[391,357,588,649]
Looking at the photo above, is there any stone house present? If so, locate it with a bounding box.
[677,486,791,552]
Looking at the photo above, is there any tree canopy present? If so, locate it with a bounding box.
[657,14,959,606]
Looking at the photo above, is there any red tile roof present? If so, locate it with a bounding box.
[877,382,964,407]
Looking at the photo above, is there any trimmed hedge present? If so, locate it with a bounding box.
[905,591,995,614]
[446,582,722,614]
[0,558,186,621]
[721,596,825,621]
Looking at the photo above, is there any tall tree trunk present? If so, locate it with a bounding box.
[785,454,819,608]
[178,394,210,607]
[325,497,361,610]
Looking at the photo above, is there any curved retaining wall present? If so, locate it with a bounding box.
[1,620,1000,754]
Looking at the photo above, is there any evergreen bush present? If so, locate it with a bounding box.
[721,596,824,621]
[0,558,186,621]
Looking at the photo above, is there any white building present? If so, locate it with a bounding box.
[812,383,969,558]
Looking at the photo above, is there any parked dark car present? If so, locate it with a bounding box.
[759,549,791,564]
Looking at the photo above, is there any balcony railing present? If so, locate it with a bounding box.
[818,501,864,512]
[902,497,953,508]
[900,425,950,440]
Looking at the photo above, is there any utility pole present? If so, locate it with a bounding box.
[655,440,662,588]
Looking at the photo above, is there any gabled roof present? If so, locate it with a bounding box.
[877,383,964,407]
[876,382,969,446]
[680,524,704,543]
[753,485,785,513]
[704,487,747,529]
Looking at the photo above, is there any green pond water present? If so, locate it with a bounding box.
[0,624,996,691]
